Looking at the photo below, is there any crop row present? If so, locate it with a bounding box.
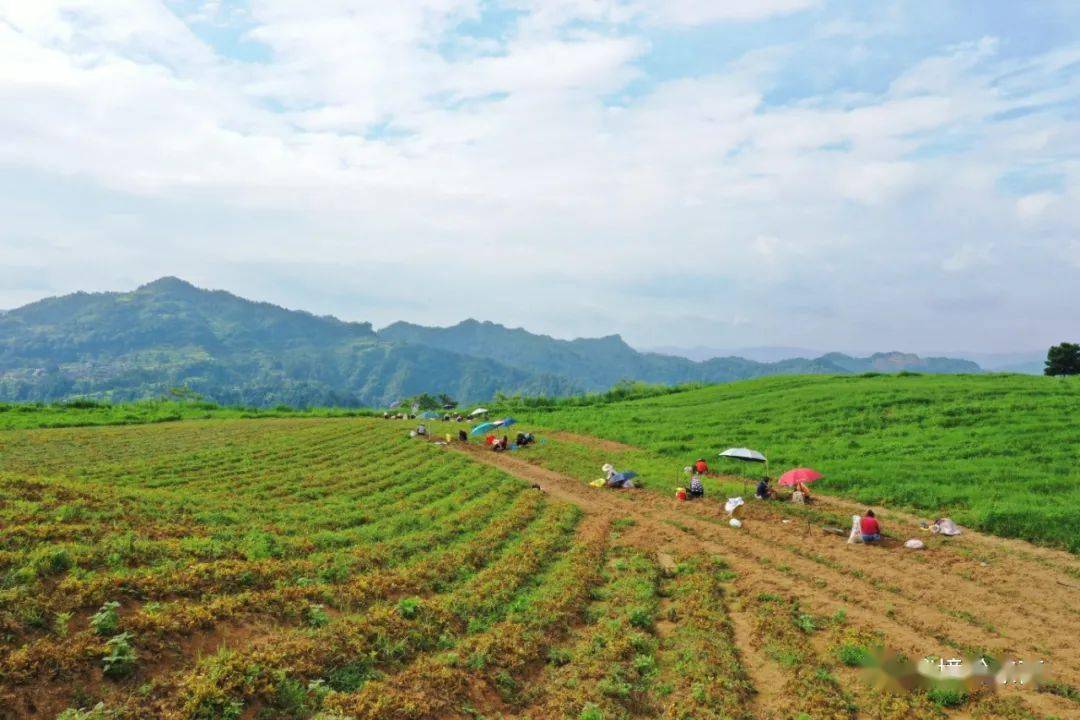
[0,488,540,689]
[320,510,607,719]
[750,593,855,720]
[0,419,554,716]
[521,545,664,719]
[655,554,755,720]
[128,500,583,719]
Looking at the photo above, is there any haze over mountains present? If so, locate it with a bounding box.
[649,345,1045,374]
[0,278,983,407]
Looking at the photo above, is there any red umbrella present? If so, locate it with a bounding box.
[778,467,824,486]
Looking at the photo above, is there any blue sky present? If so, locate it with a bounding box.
[0,0,1077,353]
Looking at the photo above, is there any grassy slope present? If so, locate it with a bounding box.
[509,373,1080,552]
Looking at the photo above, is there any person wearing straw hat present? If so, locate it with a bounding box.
[602,463,636,489]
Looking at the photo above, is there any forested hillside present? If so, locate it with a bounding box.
[0,278,574,407]
[0,278,980,407]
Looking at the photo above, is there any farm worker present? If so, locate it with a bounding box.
[602,464,637,489]
[694,458,709,474]
[458,430,468,442]
[795,481,812,501]
[931,518,961,536]
[485,434,496,446]
[688,475,704,499]
[860,510,882,543]
[755,477,775,500]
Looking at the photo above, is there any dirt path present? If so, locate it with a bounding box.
[727,594,786,720]
[444,439,1080,709]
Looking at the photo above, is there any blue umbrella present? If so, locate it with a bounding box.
[494,417,517,428]
[471,421,497,436]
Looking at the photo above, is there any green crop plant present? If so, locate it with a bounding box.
[91,601,121,636]
[53,610,73,638]
[305,603,330,628]
[752,595,855,720]
[56,704,113,720]
[102,632,138,678]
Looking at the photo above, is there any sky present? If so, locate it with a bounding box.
[1,0,1077,354]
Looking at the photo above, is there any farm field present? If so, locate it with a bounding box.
[1,414,1078,720]
[435,426,1080,719]
[0,401,371,432]
[500,374,1080,552]
[0,418,759,720]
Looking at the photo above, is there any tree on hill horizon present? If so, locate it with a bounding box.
[1044,342,1080,376]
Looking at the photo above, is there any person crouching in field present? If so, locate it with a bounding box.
[756,476,776,500]
[694,457,709,475]
[688,474,704,499]
[602,463,637,489]
[793,481,813,503]
[860,510,882,543]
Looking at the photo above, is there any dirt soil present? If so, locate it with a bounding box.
[446,438,1080,719]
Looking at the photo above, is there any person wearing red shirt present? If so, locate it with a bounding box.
[694,458,709,474]
[859,510,881,542]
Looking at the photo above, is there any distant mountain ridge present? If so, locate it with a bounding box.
[0,278,575,407]
[379,319,981,390]
[0,278,981,407]
[650,344,1044,374]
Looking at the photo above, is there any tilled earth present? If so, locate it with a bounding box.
[448,436,1080,720]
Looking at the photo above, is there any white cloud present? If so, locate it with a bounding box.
[1016,192,1058,219]
[0,1,1077,351]
[942,243,994,273]
[640,0,819,26]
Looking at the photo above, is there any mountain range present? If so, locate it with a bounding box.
[0,278,982,407]
[649,345,1046,374]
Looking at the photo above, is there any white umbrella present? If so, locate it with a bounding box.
[468,408,489,417]
[719,448,767,462]
[719,448,768,494]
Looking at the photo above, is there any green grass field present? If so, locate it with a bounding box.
[505,373,1080,552]
[0,400,372,431]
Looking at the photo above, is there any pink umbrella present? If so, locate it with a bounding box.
[778,468,824,486]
